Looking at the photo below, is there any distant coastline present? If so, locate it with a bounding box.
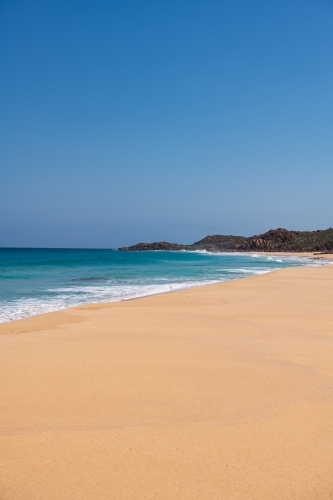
[119,227,333,254]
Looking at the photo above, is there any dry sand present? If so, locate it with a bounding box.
[1,265,333,499]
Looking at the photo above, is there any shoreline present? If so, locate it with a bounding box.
[1,251,332,328]
[255,250,333,258]
[1,265,333,498]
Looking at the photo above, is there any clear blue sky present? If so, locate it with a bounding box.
[1,0,332,247]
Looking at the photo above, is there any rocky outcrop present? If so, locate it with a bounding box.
[119,228,333,253]
[313,241,333,252]
[190,234,247,252]
[235,228,298,252]
[119,241,186,251]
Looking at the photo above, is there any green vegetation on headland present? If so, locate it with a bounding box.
[119,228,333,253]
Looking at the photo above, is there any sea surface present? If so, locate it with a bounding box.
[0,248,328,323]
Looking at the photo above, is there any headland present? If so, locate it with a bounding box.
[119,227,333,254]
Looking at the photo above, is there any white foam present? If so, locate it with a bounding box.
[225,268,271,274]
[0,280,220,324]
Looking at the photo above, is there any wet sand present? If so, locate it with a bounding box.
[1,265,333,499]
[256,251,333,259]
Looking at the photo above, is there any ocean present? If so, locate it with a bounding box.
[0,248,327,324]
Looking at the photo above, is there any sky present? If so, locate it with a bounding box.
[1,0,333,248]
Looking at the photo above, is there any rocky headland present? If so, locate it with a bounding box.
[119,227,333,253]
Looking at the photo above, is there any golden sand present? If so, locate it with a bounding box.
[1,265,333,499]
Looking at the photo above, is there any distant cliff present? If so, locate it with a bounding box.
[119,228,333,253]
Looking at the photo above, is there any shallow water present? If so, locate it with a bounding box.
[0,248,327,323]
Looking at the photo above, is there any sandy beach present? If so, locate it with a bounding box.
[1,264,333,499]
[257,251,333,259]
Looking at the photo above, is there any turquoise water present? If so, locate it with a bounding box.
[0,248,326,323]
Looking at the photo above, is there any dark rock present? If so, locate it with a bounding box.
[119,241,186,251]
[235,228,298,252]
[119,228,333,254]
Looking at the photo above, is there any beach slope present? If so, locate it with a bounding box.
[1,265,333,499]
